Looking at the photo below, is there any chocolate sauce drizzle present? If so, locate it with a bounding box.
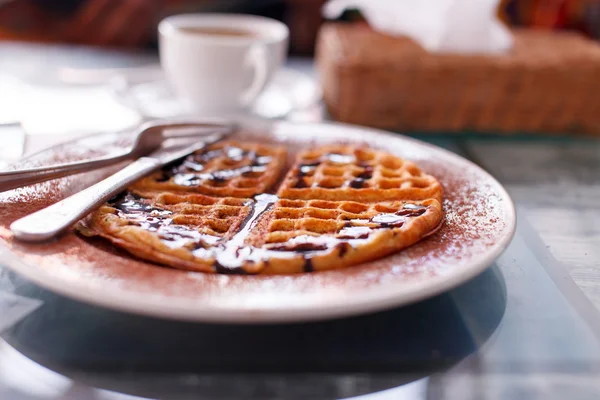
[336,242,351,258]
[293,153,358,189]
[348,165,374,189]
[111,192,165,214]
[158,146,272,187]
[326,153,356,164]
[188,193,281,273]
[112,191,430,274]
[337,226,371,239]
[370,214,405,228]
[110,193,220,248]
[397,203,427,217]
[368,204,426,228]
[293,153,380,190]
[303,258,315,273]
[293,161,320,188]
[268,242,329,253]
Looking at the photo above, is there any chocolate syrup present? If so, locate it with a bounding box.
[155,171,172,182]
[162,146,270,186]
[214,261,248,275]
[295,153,356,181]
[182,159,205,172]
[210,194,279,272]
[347,164,374,188]
[210,175,227,184]
[293,178,309,188]
[326,153,356,164]
[337,226,371,239]
[173,165,268,186]
[296,161,319,180]
[172,173,201,186]
[253,156,273,166]
[111,192,159,214]
[357,165,374,180]
[225,146,247,161]
[396,204,428,217]
[112,192,226,249]
[196,148,225,163]
[397,209,426,217]
[303,258,315,273]
[404,204,425,209]
[336,242,351,257]
[293,161,320,188]
[135,217,163,231]
[370,214,405,228]
[349,178,366,189]
[167,148,224,178]
[112,176,431,273]
[159,227,216,249]
[268,242,329,252]
[299,161,320,169]
[299,165,316,176]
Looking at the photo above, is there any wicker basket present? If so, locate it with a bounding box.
[316,23,600,135]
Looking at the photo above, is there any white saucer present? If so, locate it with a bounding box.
[108,66,322,120]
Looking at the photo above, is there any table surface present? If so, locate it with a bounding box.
[1,42,600,400]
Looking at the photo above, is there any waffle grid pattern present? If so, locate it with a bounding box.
[103,192,253,241]
[86,142,444,274]
[264,199,433,244]
[133,141,287,198]
[155,193,250,238]
[278,146,442,202]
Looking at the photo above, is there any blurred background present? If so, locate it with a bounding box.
[0,0,599,54]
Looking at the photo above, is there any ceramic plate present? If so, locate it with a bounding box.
[0,120,515,323]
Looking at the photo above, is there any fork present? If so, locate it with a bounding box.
[0,118,234,193]
[10,134,226,242]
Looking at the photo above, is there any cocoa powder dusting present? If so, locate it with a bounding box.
[0,128,511,305]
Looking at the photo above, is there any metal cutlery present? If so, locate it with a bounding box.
[0,118,234,193]
[10,133,226,242]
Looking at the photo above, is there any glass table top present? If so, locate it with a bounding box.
[1,44,600,400]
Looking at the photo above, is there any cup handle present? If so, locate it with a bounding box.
[240,43,269,107]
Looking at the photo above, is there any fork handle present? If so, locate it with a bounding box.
[0,155,132,193]
[10,157,160,242]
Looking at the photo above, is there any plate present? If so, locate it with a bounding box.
[108,66,322,120]
[0,120,515,324]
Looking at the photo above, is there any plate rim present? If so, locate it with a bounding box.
[0,120,516,324]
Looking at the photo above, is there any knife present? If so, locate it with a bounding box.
[10,134,224,242]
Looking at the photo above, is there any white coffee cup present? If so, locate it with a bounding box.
[158,14,289,114]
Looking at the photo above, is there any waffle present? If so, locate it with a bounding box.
[133,140,287,198]
[278,145,442,203]
[85,190,256,273]
[82,142,444,275]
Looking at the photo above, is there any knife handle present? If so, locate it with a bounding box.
[10,157,160,242]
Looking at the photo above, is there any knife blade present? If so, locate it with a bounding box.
[10,133,224,242]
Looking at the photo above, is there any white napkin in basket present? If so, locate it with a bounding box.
[323,0,513,54]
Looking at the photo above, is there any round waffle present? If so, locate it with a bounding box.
[82,141,443,275]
